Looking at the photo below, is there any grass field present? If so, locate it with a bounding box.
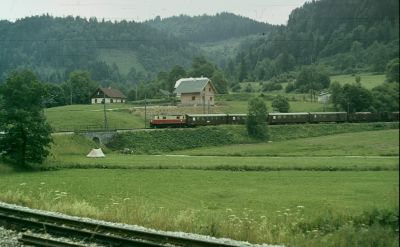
[0,169,398,246]
[175,129,399,157]
[45,104,145,131]
[0,124,398,246]
[330,73,385,89]
[43,129,399,172]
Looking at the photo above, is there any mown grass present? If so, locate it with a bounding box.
[175,129,399,157]
[0,169,398,246]
[45,104,144,131]
[330,73,385,89]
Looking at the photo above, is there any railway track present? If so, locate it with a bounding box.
[0,203,241,247]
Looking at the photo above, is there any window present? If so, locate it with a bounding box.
[177,116,180,119]
[95,99,97,103]
[192,96,196,100]
[210,96,212,101]
[209,87,211,92]
[163,116,166,119]
[110,99,114,103]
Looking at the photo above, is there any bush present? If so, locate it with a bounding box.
[107,125,252,154]
[246,97,268,140]
[262,82,283,92]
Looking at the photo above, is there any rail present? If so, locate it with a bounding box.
[0,203,241,247]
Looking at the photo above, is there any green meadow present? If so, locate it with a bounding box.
[330,73,386,89]
[45,104,144,131]
[0,123,398,246]
[174,129,399,157]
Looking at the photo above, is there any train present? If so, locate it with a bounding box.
[149,112,399,128]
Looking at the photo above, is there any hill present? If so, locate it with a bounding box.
[146,12,272,43]
[228,0,399,82]
[0,15,199,83]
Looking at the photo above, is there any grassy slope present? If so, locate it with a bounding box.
[175,129,399,157]
[106,122,399,154]
[98,48,146,75]
[45,104,144,131]
[330,73,385,89]
[42,126,399,171]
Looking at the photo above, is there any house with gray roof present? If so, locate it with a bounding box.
[173,77,217,106]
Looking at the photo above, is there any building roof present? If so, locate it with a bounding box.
[93,88,127,99]
[173,77,216,94]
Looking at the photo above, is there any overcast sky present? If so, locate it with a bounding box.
[0,0,309,24]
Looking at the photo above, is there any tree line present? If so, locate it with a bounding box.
[224,0,399,84]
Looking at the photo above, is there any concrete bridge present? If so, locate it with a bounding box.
[52,128,155,145]
[79,130,117,145]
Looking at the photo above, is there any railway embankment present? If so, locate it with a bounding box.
[107,122,399,154]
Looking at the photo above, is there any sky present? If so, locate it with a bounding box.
[0,0,309,24]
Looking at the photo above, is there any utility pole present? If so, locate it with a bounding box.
[144,94,147,128]
[135,84,138,101]
[103,90,108,130]
[70,82,73,105]
[203,96,205,114]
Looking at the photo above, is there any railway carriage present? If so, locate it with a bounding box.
[268,112,309,124]
[309,112,347,123]
[227,114,248,124]
[347,112,379,122]
[185,114,228,126]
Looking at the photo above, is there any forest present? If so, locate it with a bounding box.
[0,0,398,111]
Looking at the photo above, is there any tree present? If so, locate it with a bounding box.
[166,65,186,92]
[339,83,373,113]
[272,95,290,113]
[371,83,399,112]
[246,97,268,140]
[67,71,98,104]
[329,81,343,110]
[295,66,330,100]
[385,58,399,83]
[0,70,52,167]
[238,57,248,82]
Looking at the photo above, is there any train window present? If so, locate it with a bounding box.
[177,116,180,119]
[233,117,236,120]
[273,116,276,119]
[163,116,166,119]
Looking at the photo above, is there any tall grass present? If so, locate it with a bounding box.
[0,190,397,247]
